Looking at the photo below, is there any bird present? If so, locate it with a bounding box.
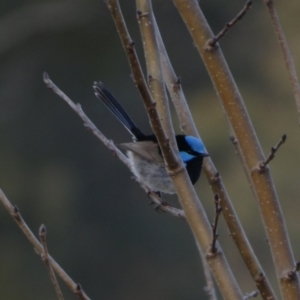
[93,81,209,194]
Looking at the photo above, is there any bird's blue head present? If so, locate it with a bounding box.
[176,135,209,163]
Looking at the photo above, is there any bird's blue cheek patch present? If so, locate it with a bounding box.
[185,136,207,155]
[180,151,195,163]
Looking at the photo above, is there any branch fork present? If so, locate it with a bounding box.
[258,134,287,172]
[206,0,252,50]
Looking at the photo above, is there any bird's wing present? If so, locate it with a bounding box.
[119,141,164,163]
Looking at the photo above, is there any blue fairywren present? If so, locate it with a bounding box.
[93,82,209,194]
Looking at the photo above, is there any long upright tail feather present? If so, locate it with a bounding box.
[93,82,145,140]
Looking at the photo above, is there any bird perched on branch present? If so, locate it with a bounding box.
[93,82,208,194]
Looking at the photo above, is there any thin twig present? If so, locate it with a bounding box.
[207,0,252,49]
[39,224,64,300]
[75,284,89,300]
[209,194,222,255]
[259,134,286,171]
[43,72,185,219]
[229,135,254,187]
[0,189,91,300]
[43,73,129,168]
[264,0,300,122]
[244,290,259,300]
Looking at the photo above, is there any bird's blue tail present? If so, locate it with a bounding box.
[93,82,145,140]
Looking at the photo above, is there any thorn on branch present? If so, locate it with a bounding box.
[284,261,300,280]
[39,224,47,238]
[255,272,265,283]
[125,41,135,53]
[229,135,238,145]
[147,101,157,114]
[211,171,220,183]
[296,261,300,272]
[136,10,149,19]
[39,224,48,260]
[243,290,259,300]
[259,134,287,172]
[208,194,222,255]
[75,283,82,292]
[163,137,170,147]
[75,283,89,300]
[13,205,19,214]
[148,74,154,82]
[172,77,181,92]
[13,205,21,221]
[39,224,48,261]
[206,0,252,50]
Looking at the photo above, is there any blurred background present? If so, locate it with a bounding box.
[1,1,300,299]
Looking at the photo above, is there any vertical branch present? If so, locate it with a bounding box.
[172,0,300,299]
[107,1,216,298]
[153,11,277,300]
[106,0,154,115]
[264,0,300,121]
[136,4,177,151]
[107,0,176,163]
[209,195,222,255]
[135,1,244,299]
[197,243,218,300]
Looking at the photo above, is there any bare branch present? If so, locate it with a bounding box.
[209,194,222,255]
[207,0,252,50]
[259,134,287,171]
[173,0,300,297]
[264,0,300,122]
[0,189,91,300]
[107,0,173,150]
[136,2,244,299]
[43,72,130,168]
[39,224,64,300]
[136,2,178,160]
[196,244,218,300]
[154,6,277,298]
[43,72,185,219]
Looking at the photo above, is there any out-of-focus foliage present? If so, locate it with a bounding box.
[0,1,299,299]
